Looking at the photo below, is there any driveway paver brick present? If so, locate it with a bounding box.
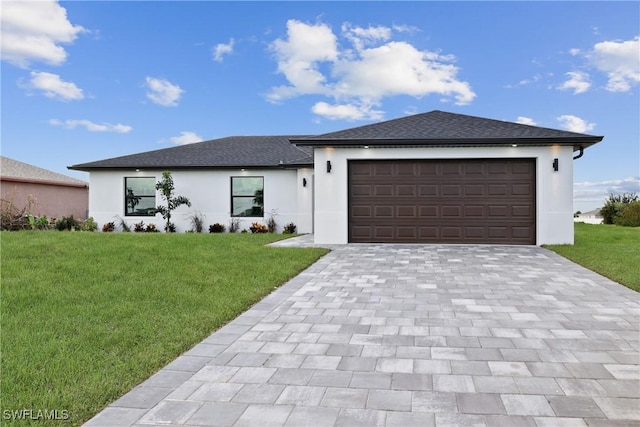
[85,242,639,426]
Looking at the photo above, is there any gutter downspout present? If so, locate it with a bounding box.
[573,146,584,160]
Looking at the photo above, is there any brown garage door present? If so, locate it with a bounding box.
[349,159,536,244]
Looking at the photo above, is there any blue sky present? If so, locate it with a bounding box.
[1,1,638,212]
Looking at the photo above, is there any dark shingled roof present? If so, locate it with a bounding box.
[69,135,313,171]
[291,110,603,149]
[70,111,603,171]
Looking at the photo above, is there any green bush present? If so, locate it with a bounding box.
[81,217,98,232]
[283,222,297,234]
[601,192,638,224]
[615,201,640,227]
[209,223,226,233]
[56,216,80,231]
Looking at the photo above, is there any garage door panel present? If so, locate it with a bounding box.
[442,185,461,196]
[396,163,416,175]
[512,206,532,217]
[512,184,533,196]
[374,185,393,196]
[352,184,372,197]
[374,206,394,217]
[488,184,508,195]
[420,185,438,196]
[397,206,416,217]
[349,159,535,244]
[441,206,462,217]
[351,206,372,218]
[465,227,485,238]
[397,185,416,196]
[397,227,417,238]
[374,163,394,175]
[420,206,439,217]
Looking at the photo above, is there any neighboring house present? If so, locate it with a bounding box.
[574,208,603,224]
[69,110,603,245]
[1,156,89,220]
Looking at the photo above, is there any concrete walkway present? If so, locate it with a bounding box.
[86,240,639,426]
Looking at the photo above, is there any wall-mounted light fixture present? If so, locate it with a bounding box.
[302,178,307,187]
[552,158,559,172]
[326,160,332,173]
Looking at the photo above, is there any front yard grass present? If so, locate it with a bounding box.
[545,222,639,292]
[0,232,328,426]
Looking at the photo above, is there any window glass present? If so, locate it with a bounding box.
[125,177,156,216]
[231,177,263,217]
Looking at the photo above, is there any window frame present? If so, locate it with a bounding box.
[230,176,264,218]
[124,176,156,217]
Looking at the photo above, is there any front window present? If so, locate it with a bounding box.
[231,176,264,217]
[125,177,156,216]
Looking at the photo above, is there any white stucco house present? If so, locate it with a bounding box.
[574,208,604,224]
[69,110,603,245]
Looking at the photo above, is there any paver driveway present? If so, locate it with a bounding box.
[86,242,639,427]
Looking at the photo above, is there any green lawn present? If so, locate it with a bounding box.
[545,222,640,292]
[0,232,328,426]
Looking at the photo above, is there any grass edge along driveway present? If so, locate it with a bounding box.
[545,222,639,292]
[0,232,328,426]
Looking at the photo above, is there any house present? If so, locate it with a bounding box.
[1,156,89,220]
[574,208,603,224]
[69,110,603,245]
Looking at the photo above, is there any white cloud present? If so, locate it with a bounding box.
[1,0,85,67]
[21,71,84,101]
[574,177,640,210]
[587,36,640,92]
[213,39,234,62]
[557,114,595,133]
[267,19,475,120]
[557,71,591,94]
[516,116,537,126]
[342,23,392,52]
[49,119,131,133]
[311,101,383,121]
[145,77,184,107]
[170,131,202,145]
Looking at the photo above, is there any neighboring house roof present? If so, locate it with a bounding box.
[1,156,87,187]
[69,135,314,171]
[291,110,603,149]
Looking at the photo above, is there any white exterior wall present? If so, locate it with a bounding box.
[313,145,576,245]
[88,168,313,233]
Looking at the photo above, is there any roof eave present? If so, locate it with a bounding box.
[290,136,604,150]
[68,162,314,172]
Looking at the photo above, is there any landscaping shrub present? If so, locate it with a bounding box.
[56,215,81,231]
[190,212,205,233]
[102,222,115,232]
[615,201,640,227]
[81,217,98,232]
[601,192,638,224]
[250,222,268,233]
[116,216,131,232]
[209,223,226,233]
[283,222,297,234]
[145,223,159,233]
[134,221,145,232]
[26,214,50,230]
[229,218,240,233]
[267,214,277,233]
